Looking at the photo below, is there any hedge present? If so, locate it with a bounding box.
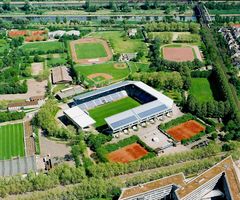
[0,111,25,123]
[96,135,156,162]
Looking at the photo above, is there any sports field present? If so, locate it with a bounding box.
[0,123,25,159]
[107,143,148,163]
[167,120,205,141]
[22,41,64,53]
[75,62,130,85]
[88,97,140,127]
[190,78,214,103]
[163,46,194,62]
[75,43,107,59]
[89,31,147,54]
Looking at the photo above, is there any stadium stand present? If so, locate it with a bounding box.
[119,156,240,200]
[67,81,173,132]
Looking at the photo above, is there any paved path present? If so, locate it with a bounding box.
[192,45,203,61]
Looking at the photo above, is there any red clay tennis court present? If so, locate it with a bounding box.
[107,143,148,163]
[163,47,194,62]
[167,120,205,141]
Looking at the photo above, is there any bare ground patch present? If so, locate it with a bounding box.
[114,63,127,69]
[31,62,43,76]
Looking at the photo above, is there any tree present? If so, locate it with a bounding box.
[211,132,218,140]
[2,1,11,11]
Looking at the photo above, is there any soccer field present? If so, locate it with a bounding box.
[75,43,107,59]
[22,41,64,53]
[190,78,214,102]
[0,123,25,160]
[88,97,140,127]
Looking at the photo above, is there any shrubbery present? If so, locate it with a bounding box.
[96,135,155,162]
[0,111,25,123]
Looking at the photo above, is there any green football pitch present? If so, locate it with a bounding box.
[88,97,140,127]
[0,123,25,160]
[75,43,107,59]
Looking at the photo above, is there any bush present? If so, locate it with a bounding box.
[0,111,25,123]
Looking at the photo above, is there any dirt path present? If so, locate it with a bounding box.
[192,45,203,61]
[0,79,47,101]
[31,62,43,76]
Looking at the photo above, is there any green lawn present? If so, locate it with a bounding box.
[75,43,107,59]
[190,78,214,103]
[22,41,64,53]
[75,62,130,85]
[209,9,240,15]
[89,31,147,54]
[89,97,140,127]
[0,123,25,160]
[47,54,68,67]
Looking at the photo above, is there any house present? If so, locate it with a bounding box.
[119,53,137,62]
[128,29,137,37]
[51,66,73,84]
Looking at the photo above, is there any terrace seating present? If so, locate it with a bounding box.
[77,91,129,111]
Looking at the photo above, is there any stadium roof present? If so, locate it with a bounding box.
[64,106,95,129]
[105,100,171,131]
[74,81,133,102]
[0,156,37,177]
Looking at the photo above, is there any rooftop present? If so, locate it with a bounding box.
[64,106,95,129]
[119,173,185,199]
[51,66,73,84]
[176,156,240,199]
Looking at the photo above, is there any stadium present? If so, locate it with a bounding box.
[64,81,173,133]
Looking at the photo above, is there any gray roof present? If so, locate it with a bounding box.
[0,156,37,176]
[105,100,170,132]
[57,86,84,99]
[74,81,133,101]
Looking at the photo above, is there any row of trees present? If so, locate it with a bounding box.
[35,99,76,139]
[145,22,200,33]
[130,71,183,90]
[0,111,25,123]
[86,143,221,178]
[199,27,240,139]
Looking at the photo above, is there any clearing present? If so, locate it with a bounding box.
[190,78,214,103]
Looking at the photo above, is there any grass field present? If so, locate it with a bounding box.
[190,78,214,103]
[89,97,140,127]
[75,43,107,59]
[209,9,240,15]
[75,62,130,85]
[22,41,64,53]
[0,123,25,160]
[89,31,147,54]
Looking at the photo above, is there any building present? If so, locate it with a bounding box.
[119,53,137,62]
[0,156,37,177]
[119,156,240,200]
[8,99,44,111]
[56,85,84,100]
[66,30,80,36]
[128,29,137,37]
[51,66,73,84]
[69,81,173,133]
[64,106,96,130]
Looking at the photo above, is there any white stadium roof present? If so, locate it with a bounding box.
[64,106,95,129]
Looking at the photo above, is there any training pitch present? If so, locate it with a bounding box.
[107,143,148,163]
[0,123,25,160]
[88,97,140,127]
[163,47,194,62]
[70,38,112,65]
[167,120,205,141]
